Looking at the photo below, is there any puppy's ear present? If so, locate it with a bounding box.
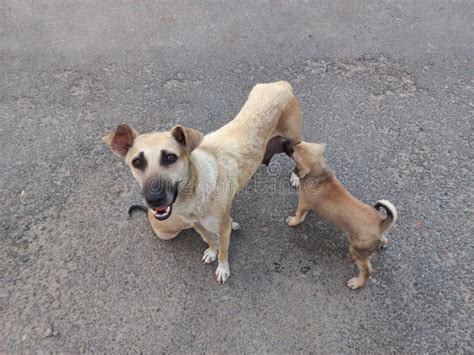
[313,143,326,161]
[314,143,327,157]
[102,124,138,158]
[171,125,203,155]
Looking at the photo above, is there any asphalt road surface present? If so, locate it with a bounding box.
[1,1,473,353]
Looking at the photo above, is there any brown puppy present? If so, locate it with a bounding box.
[286,142,397,289]
[103,81,302,283]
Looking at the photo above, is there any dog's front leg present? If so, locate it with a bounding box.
[193,223,218,264]
[200,213,232,283]
[286,198,310,227]
[215,215,232,284]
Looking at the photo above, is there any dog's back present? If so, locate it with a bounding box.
[202,81,301,189]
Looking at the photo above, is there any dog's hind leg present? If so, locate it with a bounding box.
[290,170,300,188]
[276,96,303,185]
[347,245,373,290]
[276,96,302,144]
[231,218,241,231]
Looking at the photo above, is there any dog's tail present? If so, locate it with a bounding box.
[374,199,397,233]
[128,204,149,218]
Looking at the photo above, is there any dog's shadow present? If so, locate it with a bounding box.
[286,213,349,258]
[154,227,206,253]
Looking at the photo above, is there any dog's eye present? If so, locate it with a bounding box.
[132,157,144,168]
[160,150,178,166]
[165,153,177,164]
[132,153,146,170]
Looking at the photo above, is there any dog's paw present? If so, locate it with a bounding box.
[380,236,388,249]
[215,261,230,284]
[231,221,241,231]
[290,172,300,188]
[202,248,217,264]
[286,216,299,227]
[347,277,365,290]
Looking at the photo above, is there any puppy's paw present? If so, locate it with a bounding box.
[290,172,300,188]
[286,216,299,227]
[380,236,388,249]
[202,248,217,264]
[231,221,241,231]
[347,277,365,290]
[215,261,230,284]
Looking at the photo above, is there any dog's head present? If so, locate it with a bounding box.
[291,141,326,179]
[103,124,203,220]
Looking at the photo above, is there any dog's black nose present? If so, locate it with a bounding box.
[143,180,169,208]
[144,190,168,208]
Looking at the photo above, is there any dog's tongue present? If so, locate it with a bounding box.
[154,205,172,220]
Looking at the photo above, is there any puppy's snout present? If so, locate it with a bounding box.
[143,179,170,208]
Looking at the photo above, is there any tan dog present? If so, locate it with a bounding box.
[103,81,302,283]
[286,142,397,289]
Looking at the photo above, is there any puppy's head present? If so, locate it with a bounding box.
[291,141,326,179]
[103,124,203,220]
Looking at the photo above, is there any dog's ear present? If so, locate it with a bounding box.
[171,125,203,155]
[102,124,138,158]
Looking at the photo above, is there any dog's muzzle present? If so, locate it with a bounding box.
[143,179,178,221]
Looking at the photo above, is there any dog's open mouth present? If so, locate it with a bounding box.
[153,204,173,220]
[144,181,179,221]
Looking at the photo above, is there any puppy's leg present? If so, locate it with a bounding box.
[347,258,372,290]
[193,223,218,264]
[215,215,232,283]
[286,199,310,226]
[347,246,373,289]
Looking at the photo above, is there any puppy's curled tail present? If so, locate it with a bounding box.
[374,199,397,233]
